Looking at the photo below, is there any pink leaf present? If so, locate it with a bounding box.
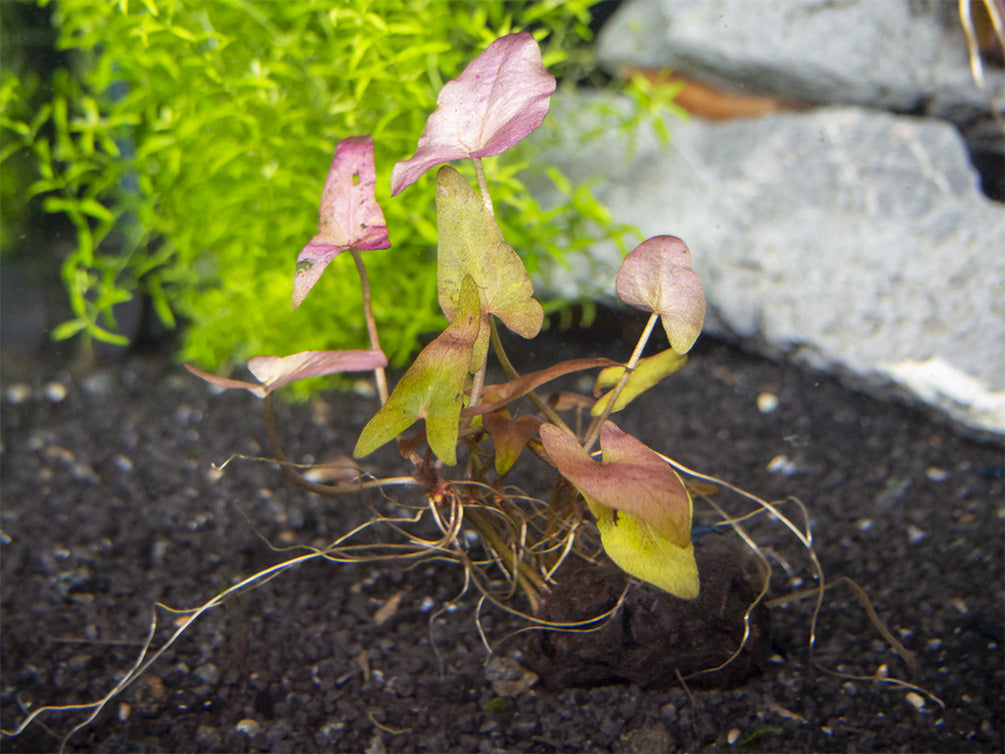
[391,32,556,195]
[616,236,706,354]
[185,349,386,398]
[293,137,390,310]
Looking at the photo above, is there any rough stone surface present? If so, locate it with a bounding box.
[597,0,1005,117]
[525,536,770,692]
[532,93,1005,435]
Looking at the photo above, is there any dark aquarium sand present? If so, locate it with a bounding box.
[2,318,1002,753]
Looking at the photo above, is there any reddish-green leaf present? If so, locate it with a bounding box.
[185,349,387,398]
[616,236,705,354]
[462,357,618,417]
[293,136,390,310]
[483,409,543,476]
[391,33,556,195]
[435,165,543,365]
[540,422,698,598]
[354,275,481,465]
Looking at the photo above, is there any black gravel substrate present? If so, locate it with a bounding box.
[1,318,1002,753]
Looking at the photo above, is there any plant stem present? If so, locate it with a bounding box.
[351,248,389,405]
[465,506,545,612]
[582,311,659,452]
[469,355,487,410]
[471,157,495,216]
[489,317,574,435]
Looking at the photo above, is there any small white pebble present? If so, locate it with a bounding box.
[925,466,949,482]
[855,518,873,531]
[727,728,740,745]
[118,702,131,721]
[351,378,377,398]
[927,638,942,650]
[113,454,134,473]
[756,392,779,413]
[5,384,32,404]
[44,381,67,402]
[951,597,968,615]
[766,454,798,475]
[905,692,926,711]
[235,719,261,736]
[907,524,926,544]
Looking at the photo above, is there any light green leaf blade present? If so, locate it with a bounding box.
[592,348,687,416]
[354,275,480,465]
[435,166,543,347]
[586,498,699,600]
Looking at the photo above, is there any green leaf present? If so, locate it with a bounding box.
[539,421,698,599]
[591,348,687,416]
[50,318,88,342]
[588,502,700,601]
[435,165,543,367]
[354,274,481,465]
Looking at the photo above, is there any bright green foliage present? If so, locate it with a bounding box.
[435,165,543,368]
[540,421,699,599]
[354,274,481,466]
[2,0,615,372]
[591,347,687,416]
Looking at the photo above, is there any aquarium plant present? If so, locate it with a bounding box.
[0,0,628,375]
[3,31,932,752]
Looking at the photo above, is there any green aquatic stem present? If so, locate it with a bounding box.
[488,317,574,436]
[351,248,389,405]
[465,156,495,413]
[583,311,659,451]
[472,156,495,217]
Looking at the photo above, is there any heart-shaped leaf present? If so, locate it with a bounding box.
[354,275,481,465]
[540,421,698,599]
[436,165,543,364]
[591,348,687,416]
[616,236,705,354]
[185,349,387,398]
[391,33,556,196]
[293,136,391,310]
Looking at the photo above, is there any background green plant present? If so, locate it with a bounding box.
[2,0,662,380]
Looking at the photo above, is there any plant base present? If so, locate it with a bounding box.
[523,533,770,691]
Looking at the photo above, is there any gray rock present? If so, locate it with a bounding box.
[597,0,1004,117]
[531,93,1005,435]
